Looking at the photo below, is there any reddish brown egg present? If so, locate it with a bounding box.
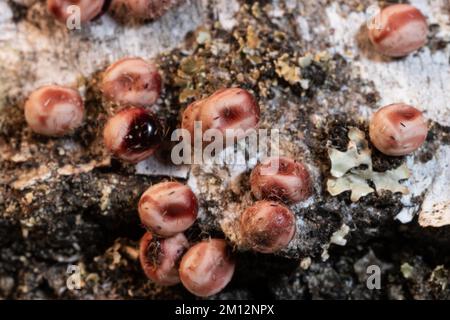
[179,239,235,297]
[138,182,198,237]
[199,88,260,134]
[240,201,296,254]
[181,88,260,144]
[109,0,182,21]
[368,4,428,57]
[103,106,163,163]
[250,157,312,204]
[139,232,189,286]
[101,57,162,107]
[24,85,84,137]
[180,100,203,142]
[369,103,428,156]
[47,0,105,24]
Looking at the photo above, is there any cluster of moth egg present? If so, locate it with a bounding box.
[22,2,433,298]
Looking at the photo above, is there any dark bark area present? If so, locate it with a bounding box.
[0,0,449,299]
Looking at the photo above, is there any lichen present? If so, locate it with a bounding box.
[419,201,450,228]
[327,127,410,201]
[275,54,301,85]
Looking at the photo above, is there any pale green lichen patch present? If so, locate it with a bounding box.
[401,262,414,279]
[327,172,374,202]
[327,127,410,202]
[328,127,371,178]
[371,165,410,194]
